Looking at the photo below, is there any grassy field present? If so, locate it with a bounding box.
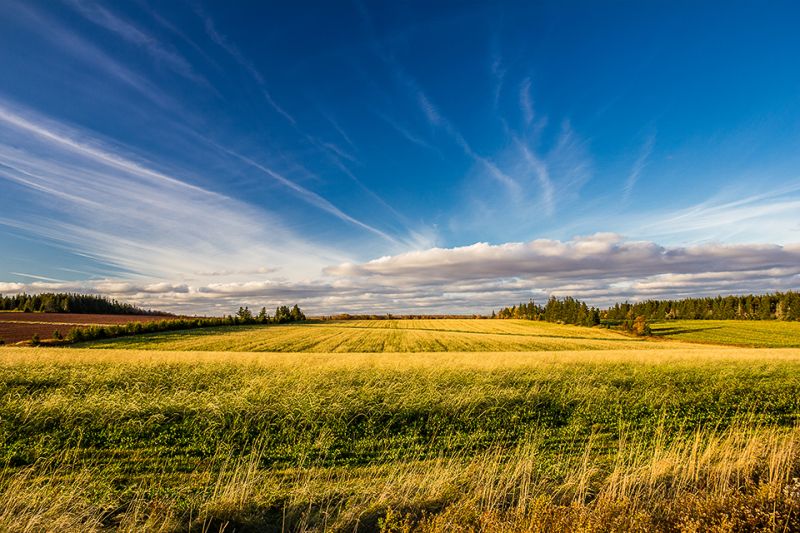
[0,318,799,531]
[651,319,800,347]
[82,318,690,352]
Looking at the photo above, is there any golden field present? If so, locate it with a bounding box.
[82,318,699,352]
[0,320,799,531]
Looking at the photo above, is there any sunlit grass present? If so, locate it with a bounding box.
[0,345,798,530]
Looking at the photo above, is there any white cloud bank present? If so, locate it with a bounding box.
[327,233,800,282]
[3,234,799,315]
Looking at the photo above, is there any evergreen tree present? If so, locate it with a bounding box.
[496,291,800,328]
[0,292,164,315]
[290,304,306,322]
[236,306,254,322]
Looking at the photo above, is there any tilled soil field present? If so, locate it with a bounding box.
[0,313,176,344]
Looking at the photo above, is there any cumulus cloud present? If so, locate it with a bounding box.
[4,234,799,315]
[322,233,800,310]
[327,233,800,281]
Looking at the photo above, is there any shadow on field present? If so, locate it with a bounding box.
[652,325,722,336]
[190,499,449,533]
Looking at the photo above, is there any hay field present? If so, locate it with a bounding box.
[82,318,691,352]
[1,335,799,531]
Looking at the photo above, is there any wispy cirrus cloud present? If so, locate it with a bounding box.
[6,2,418,254]
[405,75,520,193]
[320,112,358,152]
[0,101,345,281]
[198,9,296,125]
[623,134,655,201]
[514,137,555,216]
[356,2,519,194]
[63,0,209,86]
[630,179,800,243]
[215,144,403,245]
[490,45,505,110]
[192,9,412,241]
[459,114,591,234]
[373,109,440,153]
[7,0,176,110]
[0,95,400,248]
[519,77,534,126]
[9,272,66,282]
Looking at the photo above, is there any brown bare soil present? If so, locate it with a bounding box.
[0,313,176,344]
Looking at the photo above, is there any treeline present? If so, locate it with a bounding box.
[494,298,601,327]
[235,305,306,324]
[0,293,165,315]
[45,304,308,345]
[604,292,800,321]
[493,291,800,335]
[65,317,234,344]
[321,314,483,320]
[493,297,648,336]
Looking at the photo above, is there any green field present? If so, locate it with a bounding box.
[1,320,800,531]
[651,319,800,347]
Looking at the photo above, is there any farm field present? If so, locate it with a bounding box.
[1,319,800,531]
[0,312,177,344]
[651,319,800,347]
[84,318,691,352]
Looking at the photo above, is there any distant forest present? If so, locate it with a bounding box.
[4,290,799,324]
[0,293,166,315]
[495,291,800,325]
[494,298,601,326]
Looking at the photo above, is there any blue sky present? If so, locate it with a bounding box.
[1,0,800,314]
